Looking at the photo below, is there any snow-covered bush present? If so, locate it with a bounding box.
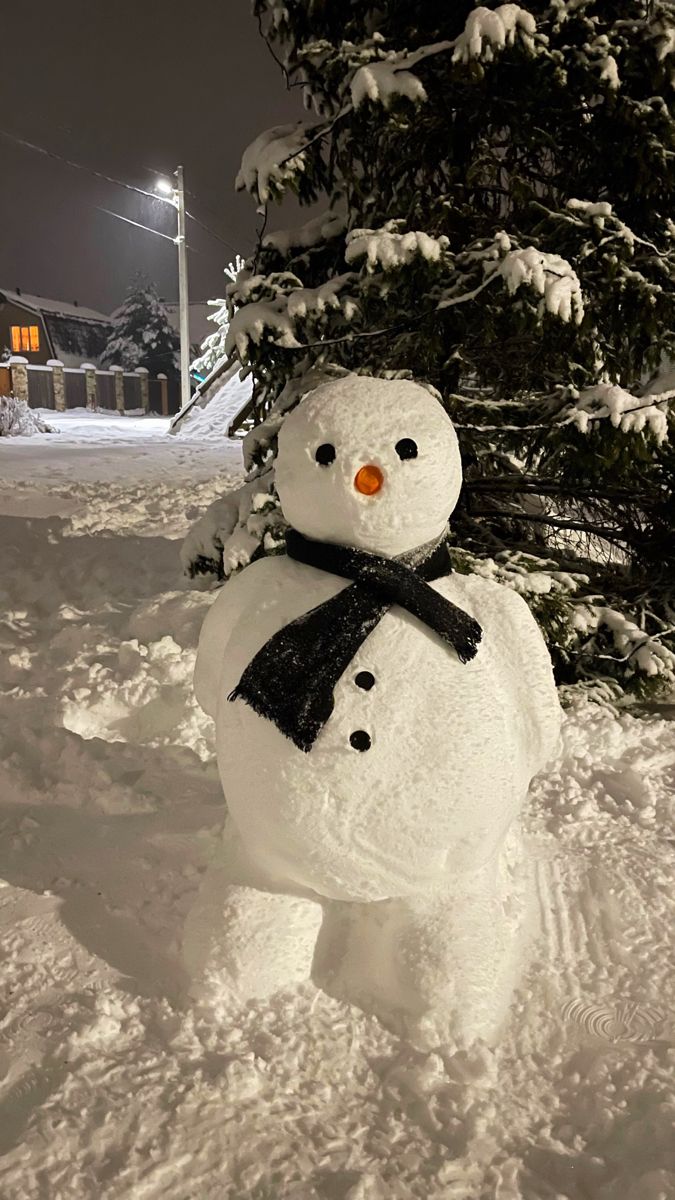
[184,0,675,699]
[0,395,56,437]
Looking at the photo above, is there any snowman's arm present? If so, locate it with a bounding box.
[497,585,562,775]
[194,564,261,718]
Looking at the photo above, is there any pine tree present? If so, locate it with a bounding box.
[189,1,675,699]
[101,277,180,376]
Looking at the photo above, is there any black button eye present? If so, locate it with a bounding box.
[350,730,371,752]
[355,671,375,691]
[395,438,418,460]
[315,443,336,466]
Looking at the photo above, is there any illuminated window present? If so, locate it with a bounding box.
[9,325,40,353]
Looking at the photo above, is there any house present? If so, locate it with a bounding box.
[0,288,113,367]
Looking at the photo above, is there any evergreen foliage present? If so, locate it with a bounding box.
[194,1,675,699]
[101,277,180,376]
[192,257,246,382]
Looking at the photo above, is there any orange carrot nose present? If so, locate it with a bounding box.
[354,464,384,495]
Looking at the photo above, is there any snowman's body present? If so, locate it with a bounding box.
[186,376,561,1044]
[197,555,555,903]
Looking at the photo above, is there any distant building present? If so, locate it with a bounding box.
[0,288,113,367]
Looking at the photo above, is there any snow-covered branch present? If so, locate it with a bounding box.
[350,57,428,108]
[452,5,536,63]
[563,386,673,444]
[224,275,358,360]
[235,123,314,203]
[263,210,346,255]
[345,224,449,271]
[573,606,675,680]
[497,245,585,324]
[225,298,301,358]
[350,6,538,108]
[439,237,584,324]
[538,199,670,260]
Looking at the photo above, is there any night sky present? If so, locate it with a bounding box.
[0,0,303,314]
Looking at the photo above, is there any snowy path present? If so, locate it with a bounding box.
[0,413,674,1199]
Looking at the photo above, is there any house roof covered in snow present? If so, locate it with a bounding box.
[0,288,113,366]
[0,288,110,324]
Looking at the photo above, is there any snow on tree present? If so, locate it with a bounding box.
[190,256,247,383]
[185,0,675,699]
[0,395,56,437]
[101,277,180,376]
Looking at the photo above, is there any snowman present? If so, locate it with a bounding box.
[185,375,561,1045]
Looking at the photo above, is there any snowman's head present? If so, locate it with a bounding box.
[275,376,463,556]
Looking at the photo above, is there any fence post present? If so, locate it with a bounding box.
[9,356,29,404]
[111,365,125,413]
[81,363,97,411]
[157,373,168,417]
[47,359,66,411]
[135,366,149,412]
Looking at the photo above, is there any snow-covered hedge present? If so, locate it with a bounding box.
[0,396,56,437]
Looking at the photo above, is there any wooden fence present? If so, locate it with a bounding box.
[0,357,179,415]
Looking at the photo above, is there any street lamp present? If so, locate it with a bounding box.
[156,168,190,413]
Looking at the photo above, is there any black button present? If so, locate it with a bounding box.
[350,730,371,752]
[355,671,375,691]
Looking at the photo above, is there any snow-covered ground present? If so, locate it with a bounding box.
[0,411,674,1199]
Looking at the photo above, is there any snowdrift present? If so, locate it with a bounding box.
[173,365,253,440]
[0,413,673,1199]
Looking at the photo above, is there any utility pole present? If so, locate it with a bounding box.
[175,165,191,413]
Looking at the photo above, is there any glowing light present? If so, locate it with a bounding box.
[155,177,174,196]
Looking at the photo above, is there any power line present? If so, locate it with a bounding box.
[184,207,240,255]
[97,206,207,256]
[143,160,247,255]
[0,127,169,204]
[0,127,240,255]
[97,207,177,242]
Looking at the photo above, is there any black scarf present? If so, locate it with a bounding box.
[228,529,482,752]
